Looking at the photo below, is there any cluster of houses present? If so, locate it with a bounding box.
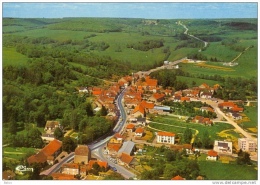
[218,101,244,120]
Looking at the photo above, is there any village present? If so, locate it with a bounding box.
[6,59,257,181]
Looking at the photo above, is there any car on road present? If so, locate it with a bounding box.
[111,167,117,172]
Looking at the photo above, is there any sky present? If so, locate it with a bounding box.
[2,1,258,19]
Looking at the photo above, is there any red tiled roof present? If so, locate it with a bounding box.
[208,150,218,157]
[27,139,62,164]
[218,102,236,108]
[114,133,123,139]
[232,106,244,112]
[157,131,175,137]
[120,153,134,165]
[153,93,165,100]
[200,83,210,89]
[132,105,145,115]
[62,163,79,169]
[140,100,154,109]
[92,90,102,96]
[51,173,76,180]
[88,160,108,169]
[181,97,190,101]
[135,127,144,133]
[126,124,135,129]
[145,76,158,87]
[107,143,122,152]
[171,175,185,180]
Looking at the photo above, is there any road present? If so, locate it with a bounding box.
[179,21,208,48]
[89,87,136,179]
[42,88,135,179]
[199,98,257,142]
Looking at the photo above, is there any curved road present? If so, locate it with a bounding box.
[90,87,136,179]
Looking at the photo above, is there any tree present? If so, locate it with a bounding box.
[9,120,17,134]
[62,136,77,153]
[182,127,193,144]
[201,130,211,149]
[237,150,251,165]
[54,127,64,141]
[99,106,108,116]
[26,127,44,148]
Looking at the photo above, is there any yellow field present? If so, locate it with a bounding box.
[141,131,154,141]
[196,63,235,71]
[247,128,258,133]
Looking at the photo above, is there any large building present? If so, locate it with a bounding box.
[213,140,232,154]
[156,131,175,145]
[27,139,62,165]
[74,145,91,164]
[238,138,257,152]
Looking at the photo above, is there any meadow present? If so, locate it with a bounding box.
[149,116,236,142]
[3,18,257,80]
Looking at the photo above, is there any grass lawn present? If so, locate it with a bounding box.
[150,116,235,141]
[3,47,29,67]
[3,147,37,161]
[242,106,258,129]
[177,75,219,88]
[198,160,257,180]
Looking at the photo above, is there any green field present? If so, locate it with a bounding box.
[149,116,235,141]
[198,160,257,180]
[3,47,29,66]
[177,75,219,87]
[242,106,258,129]
[3,147,37,160]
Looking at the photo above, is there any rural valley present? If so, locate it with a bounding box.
[2,14,258,181]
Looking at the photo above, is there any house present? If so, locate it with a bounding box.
[199,83,210,89]
[192,116,204,124]
[27,139,62,165]
[61,163,79,175]
[200,91,213,99]
[118,141,135,156]
[132,105,145,118]
[109,133,123,144]
[156,131,175,144]
[126,124,135,132]
[206,150,218,161]
[74,145,91,165]
[145,76,158,89]
[51,173,77,180]
[41,133,55,142]
[231,106,244,112]
[137,117,146,126]
[173,95,182,102]
[107,143,122,154]
[135,127,144,137]
[76,87,88,94]
[171,175,185,180]
[232,112,242,120]
[192,116,212,125]
[181,97,190,102]
[164,89,173,96]
[213,140,232,154]
[200,107,214,113]
[44,121,60,132]
[88,160,108,170]
[2,170,15,180]
[149,93,165,103]
[238,138,257,152]
[118,152,134,167]
[218,102,236,110]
